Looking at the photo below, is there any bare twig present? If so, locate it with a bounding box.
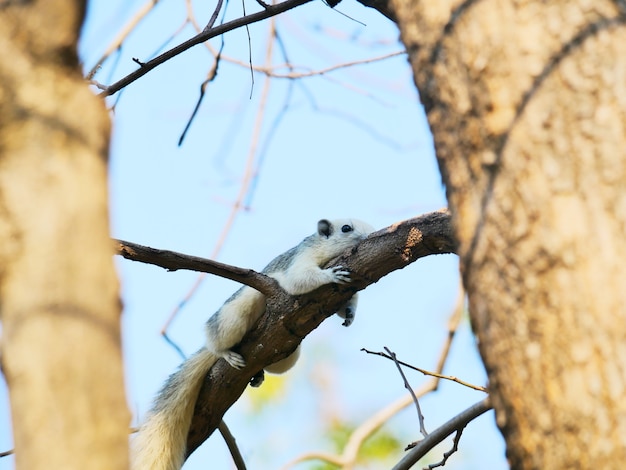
[362,349,487,393]
[244,27,295,206]
[426,427,464,470]
[178,42,225,146]
[162,332,187,360]
[204,0,225,31]
[163,15,277,333]
[86,0,162,79]
[391,398,492,470]
[100,0,314,96]
[186,10,405,81]
[384,346,428,437]
[113,239,279,297]
[161,272,208,335]
[241,0,255,97]
[0,448,13,458]
[266,50,406,78]
[218,421,247,470]
[280,282,465,470]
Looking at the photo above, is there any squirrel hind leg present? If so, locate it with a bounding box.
[250,370,265,387]
[264,345,301,374]
[337,293,358,327]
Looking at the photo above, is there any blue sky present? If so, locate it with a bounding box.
[0,1,507,468]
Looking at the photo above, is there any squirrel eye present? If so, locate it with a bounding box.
[341,224,353,233]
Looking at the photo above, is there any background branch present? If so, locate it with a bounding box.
[362,348,487,392]
[384,346,429,438]
[280,286,467,469]
[100,0,314,96]
[391,397,493,470]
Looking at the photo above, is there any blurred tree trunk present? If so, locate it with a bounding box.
[390,1,626,468]
[0,1,129,469]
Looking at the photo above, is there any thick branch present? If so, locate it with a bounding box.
[186,210,456,456]
[100,0,314,96]
[115,210,456,460]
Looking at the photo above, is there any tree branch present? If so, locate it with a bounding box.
[362,348,487,392]
[354,0,397,23]
[99,0,314,97]
[279,288,467,470]
[217,421,247,470]
[384,347,429,438]
[114,210,457,462]
[391,397,493,470]
[113,239,279,297]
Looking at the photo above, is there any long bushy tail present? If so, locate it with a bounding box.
[131,348,218,470]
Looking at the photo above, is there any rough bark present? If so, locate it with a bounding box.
[0,1,129,469]
[185,212,455,455]
[115,211,456,459]
[390,0,626,468]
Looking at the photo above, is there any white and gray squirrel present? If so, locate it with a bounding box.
[131,218,375,470]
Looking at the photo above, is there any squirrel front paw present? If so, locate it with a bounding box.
[326,265,351,284]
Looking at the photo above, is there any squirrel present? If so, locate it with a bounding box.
[131,218,374,470]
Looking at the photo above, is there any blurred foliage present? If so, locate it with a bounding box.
[244,374,291,414]
[311,420,403,469]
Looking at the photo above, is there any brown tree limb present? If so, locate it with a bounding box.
[114,239,279,297]
[115,210,456,462]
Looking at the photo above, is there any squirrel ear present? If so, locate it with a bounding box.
[317,219,332,238]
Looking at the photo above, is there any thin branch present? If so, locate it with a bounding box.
[162,332,187,360]
[218,421,247,470]
[113,238,278,297]
[266,50,406,78]
[100,0,314,96]
[385,347,428,437]
[204,0,225,31]
[86,0,162,79]
[280,280,465,470]
[244,27,294,207]
[362,349,487,393]
[178,43,224,146]
[300,90,404,150]
[184,11,404,81]
[241,0,255,98]
[426,427,464,470]
[159,0,231,334]
[163,16,276,331]
[0,448,13,458]
[391,398,493,470]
